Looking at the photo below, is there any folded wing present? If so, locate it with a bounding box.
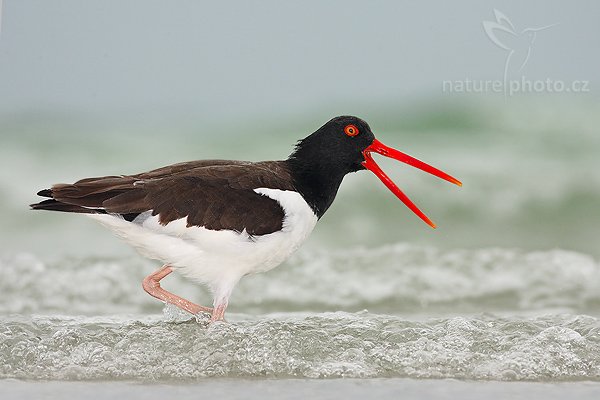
[31,160,294,236]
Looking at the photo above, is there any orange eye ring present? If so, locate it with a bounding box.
[344,124,359,136]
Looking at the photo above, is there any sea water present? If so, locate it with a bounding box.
[1,99,599,397]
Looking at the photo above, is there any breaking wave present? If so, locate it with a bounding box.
[1,245,599,381]
[1,312,598,381]
[1,245,599,315]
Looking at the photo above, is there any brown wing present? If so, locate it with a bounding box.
[31,160,296,236]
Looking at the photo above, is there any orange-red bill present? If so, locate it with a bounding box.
[362,139,462,228]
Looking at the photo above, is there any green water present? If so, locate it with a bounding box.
[1,99,599,388]
[2,99,599,257]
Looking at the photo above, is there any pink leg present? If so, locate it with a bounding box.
[142,265,212,316]
[211,302,228,322]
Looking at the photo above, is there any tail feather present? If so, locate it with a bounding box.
[30,199,106,215]
[37,189,53,198]
[31,178,134,213]
[31,179,134,218]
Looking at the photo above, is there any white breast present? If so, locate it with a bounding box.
[89,188,317,300]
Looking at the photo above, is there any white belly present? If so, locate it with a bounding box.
[89,188,317,297]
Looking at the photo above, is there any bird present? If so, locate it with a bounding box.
[31,116,461,322]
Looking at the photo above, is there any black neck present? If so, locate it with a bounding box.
[285,156,348,219]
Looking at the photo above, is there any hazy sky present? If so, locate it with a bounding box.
[0,1,598,122]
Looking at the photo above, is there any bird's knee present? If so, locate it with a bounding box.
[142,276,160,294]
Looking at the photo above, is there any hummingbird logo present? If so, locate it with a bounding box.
[483,9,557,83]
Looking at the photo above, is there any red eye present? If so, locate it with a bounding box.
[344,124,359,136]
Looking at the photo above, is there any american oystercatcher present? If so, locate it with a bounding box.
[31,116,461,322]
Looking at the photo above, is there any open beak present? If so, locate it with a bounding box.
[362,139,462,229]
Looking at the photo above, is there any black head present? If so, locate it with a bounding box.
[288,116,375,175]
[286,116,462,226]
